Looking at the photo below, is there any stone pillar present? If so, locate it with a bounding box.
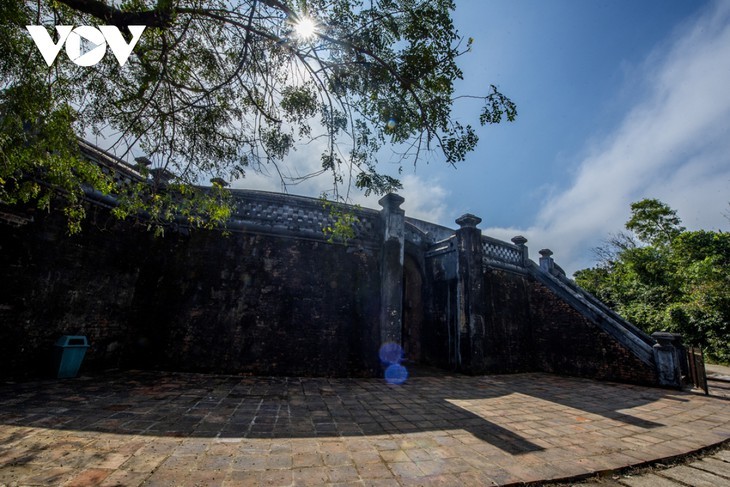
[378,194,405,348]
[511,235,529,266]
[652,332,683,388]
[539,249,554,273]
[455,214,486,373]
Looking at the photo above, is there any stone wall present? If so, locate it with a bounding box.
[528,279,659,385]
[0,201,382,380]
[421,237,457,369]
[0,168,670,386]
[129,227,381,377]
[442,266,658,385]
[414,215,662,385]
[479,268,534,374]
[0,206,144,378]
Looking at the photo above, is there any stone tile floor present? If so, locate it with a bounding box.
[562,366,730,486]
[555,445,730,486]
[0,369,728,486]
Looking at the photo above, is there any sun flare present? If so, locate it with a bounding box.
[294,17,318,40]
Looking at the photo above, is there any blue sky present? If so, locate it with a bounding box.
[237,0,730,275]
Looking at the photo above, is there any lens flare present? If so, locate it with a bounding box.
[379,342,403,365]
[379,342,408,385]
[385,363,408,385]
[294,17,318,40]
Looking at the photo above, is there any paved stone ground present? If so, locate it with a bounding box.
[1,370,729,486]
[555,364,730,486]
[555,444,730,487]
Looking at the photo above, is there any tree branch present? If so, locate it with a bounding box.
[57,0,174,27]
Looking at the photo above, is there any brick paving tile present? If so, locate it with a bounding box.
[617,472,682,486]
[575,478,626,487]
[62,467,113,486]
[1,371,730,487]
[714,448,730,463]
[434,456,473,474]
[549,460,599,479]
[258,469,293,486]
[22,466,76,486]
[379,449,410,463]
[500,462,552,483]
[404,447,433,462]
[223,469,259,486]
[657,464,728,487]
[325,465,360,482]
[617,448,663,464]
[357,461,393,479]
[389,460,424,479]
[688,457,730,479]
[291,466,330,485]
[119,453,168,473]
[399,473,462,486]
[182,472,228,487]
[137,470,179,487]
[350,449,381,465]
[292,451,325,468]
[264,454,293,469]
[195,454,234,471]
[577,480,625,487]
[457,468,518,486]
[231,455,268,471]
[417,458,455,476]
[360,479,400,487]
[90,451,134,470]
[98,469,149,487]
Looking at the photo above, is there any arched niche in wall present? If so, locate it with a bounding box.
[402,251,424,364]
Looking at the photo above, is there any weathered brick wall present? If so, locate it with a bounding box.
[421,267,534,375]
[460,267,658,385]
[0,203,382,380]
[528,280,657,386]
[420,280,456,369]
[478,268,534,374]
[421,245,458,370]
[127,226,381,377]
[1,192,659,386]
[0,207,145,378]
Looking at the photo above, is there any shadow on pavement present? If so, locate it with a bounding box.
[0,369,673,458]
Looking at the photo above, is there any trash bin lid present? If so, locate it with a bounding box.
[55,335,89,347]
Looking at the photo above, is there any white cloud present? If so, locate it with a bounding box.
[488,1,730,275]
[349,173,451,223]
[231,140,454,224]
[229,139,330,195]
[399,174,452,224]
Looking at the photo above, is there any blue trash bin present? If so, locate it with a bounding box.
[54,335,89,378]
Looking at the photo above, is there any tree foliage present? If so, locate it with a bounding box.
[575,199,730,363]
[1,0,516,232]
[625,198,685,246]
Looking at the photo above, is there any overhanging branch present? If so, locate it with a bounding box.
[57,0,174,27]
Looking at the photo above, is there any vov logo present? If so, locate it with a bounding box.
[26,25,146,67]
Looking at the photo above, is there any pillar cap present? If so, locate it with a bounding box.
[455,213,482,228]
[651,331,682,346]
[378,193,405,210]
[150,168,175,185]
[210,177,229,187]
[539,248,553,258]
[511,235,527,246]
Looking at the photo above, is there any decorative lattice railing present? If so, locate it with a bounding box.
[230,191,380,242]
[482,236,524,267]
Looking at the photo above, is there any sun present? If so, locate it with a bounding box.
[294,16,318,40]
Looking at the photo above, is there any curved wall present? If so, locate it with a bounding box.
[0,178,665,386]
[0,198,383,379]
